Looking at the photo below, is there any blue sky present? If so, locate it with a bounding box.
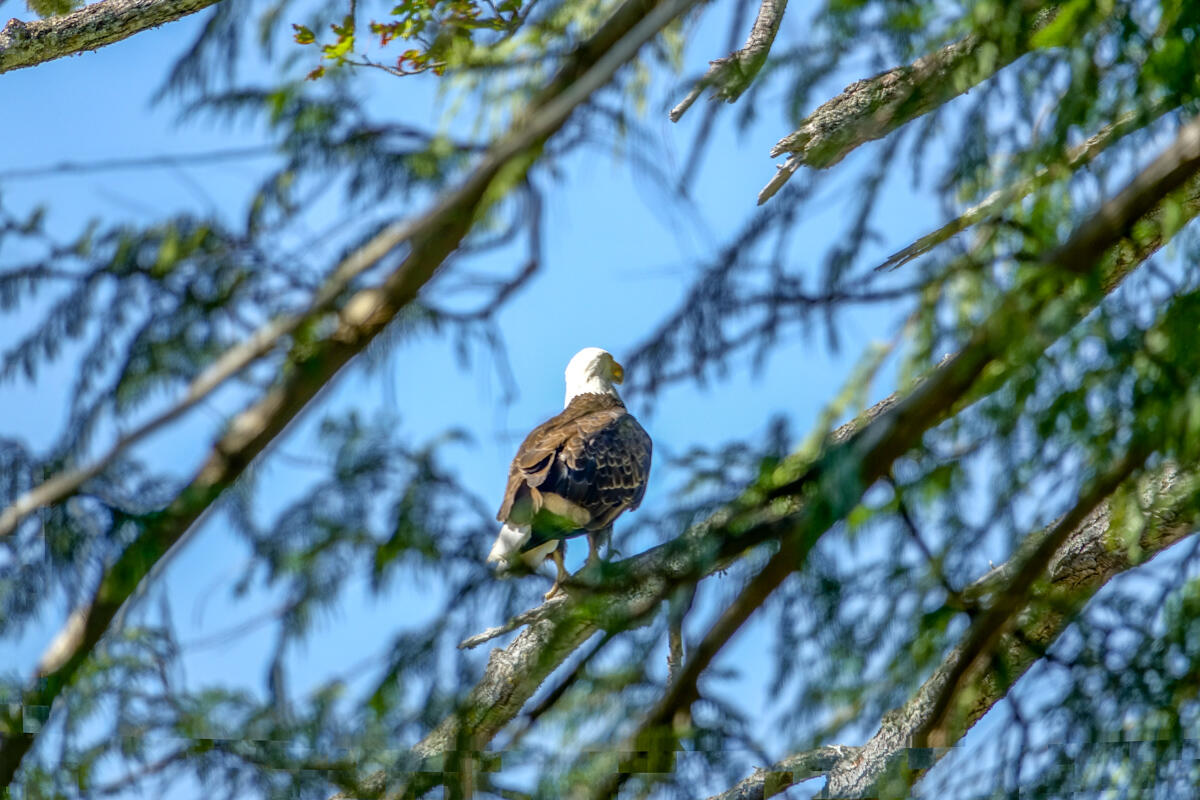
[0,3,982,796]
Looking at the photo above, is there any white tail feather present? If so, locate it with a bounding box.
[487,522,531,569]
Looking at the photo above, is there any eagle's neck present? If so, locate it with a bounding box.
[564,379,620,408]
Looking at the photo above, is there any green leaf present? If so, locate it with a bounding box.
[1030,0,1090,49]
[26,0,77,18]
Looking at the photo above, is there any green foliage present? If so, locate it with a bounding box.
[25,0,78,17]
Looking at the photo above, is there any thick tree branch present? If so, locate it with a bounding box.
[669,0,787,122]
[0,0,222,74]
[705,464,1199,799]
[0,0,699,785]
[757,6,1050,204]
[912,444,1152,748]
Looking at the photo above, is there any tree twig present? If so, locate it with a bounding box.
[871,105,1173,272]
[0,145,278,180]
[669,0,787,122]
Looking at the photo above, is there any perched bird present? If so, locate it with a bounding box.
[488,347,652,598]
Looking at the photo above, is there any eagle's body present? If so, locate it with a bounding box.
[488,348,652,596]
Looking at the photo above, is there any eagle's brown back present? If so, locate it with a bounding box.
[497,393,652,537]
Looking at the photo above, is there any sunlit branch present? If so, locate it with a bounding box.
[816,464,1200,798]
[703,462,1200,799]
[758,5,1052,204]
[704,745,859,800]
[0,0,224,74]
[913,445,1152,749]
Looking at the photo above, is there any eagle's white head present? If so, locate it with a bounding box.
[564,347,624,407]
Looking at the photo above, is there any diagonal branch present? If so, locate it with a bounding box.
[0,0,223,74]
[669,0,787,122]
[705,745,860,800]
[705,462,1200,800]
[757,5,1052,204]
[0,0,700,786]
[912,444,1152,749]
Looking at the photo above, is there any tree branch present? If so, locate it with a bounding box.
[757,6,1051,204]
[0,0,700,785]
[0,0,223,74]
[459,113,1200,800]
[669,0,787,122]
[912,444,1152,749]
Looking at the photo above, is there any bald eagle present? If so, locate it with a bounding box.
[488,348,652,598]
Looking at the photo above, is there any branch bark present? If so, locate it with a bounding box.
[705,745,860,800]
[0,0,700,786]
[0,0,222,74]
[703,463,1199,800]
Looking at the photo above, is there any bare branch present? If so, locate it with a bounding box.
[669,0,786,122]
[0,0,223,74]
[0,145,276,180]
[457,594,569,650]
[0,0,702,785]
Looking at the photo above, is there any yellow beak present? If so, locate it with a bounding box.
[612,360,625,384]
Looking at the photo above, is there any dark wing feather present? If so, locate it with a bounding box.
[497,395,651,533]
[547,411,651,530]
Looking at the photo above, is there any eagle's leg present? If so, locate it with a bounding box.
[586,525,613,567]
[544,542,569,600]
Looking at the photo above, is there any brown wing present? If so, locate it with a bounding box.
[554,412,652,530]
[497,395,650,531]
